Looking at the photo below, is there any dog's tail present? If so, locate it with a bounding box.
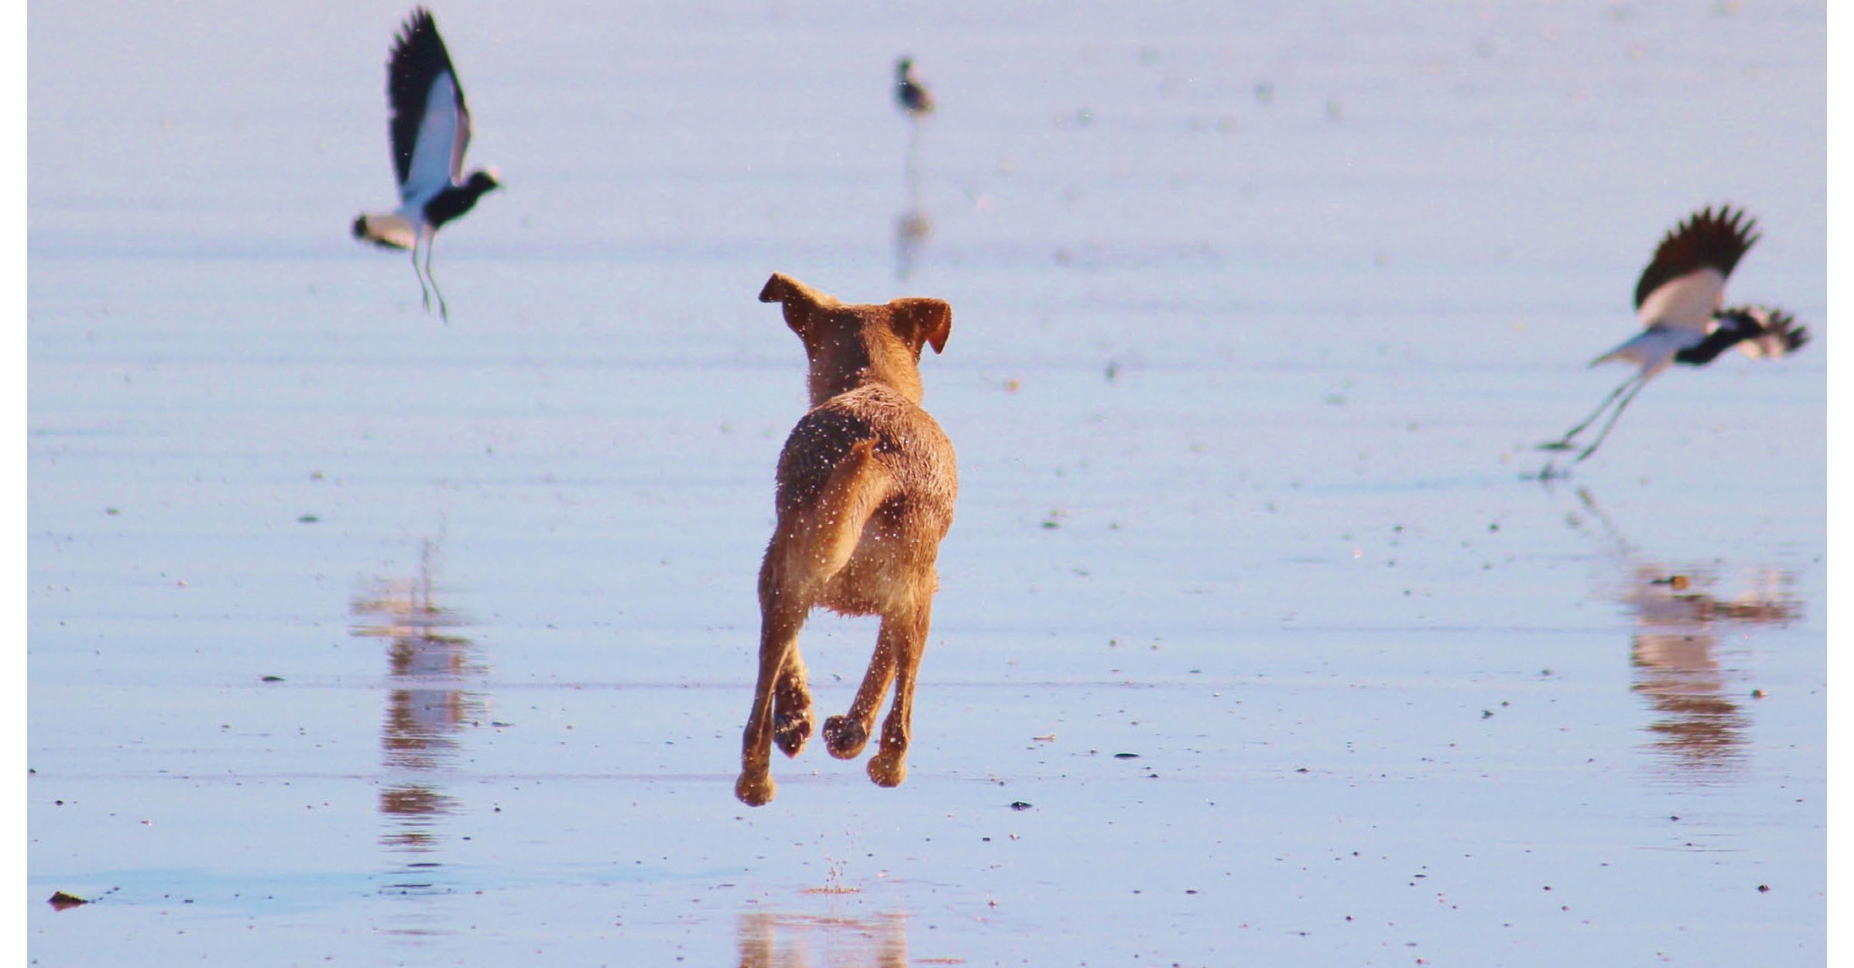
[779,439,892,590]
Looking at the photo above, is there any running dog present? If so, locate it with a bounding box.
[736,273,957,806]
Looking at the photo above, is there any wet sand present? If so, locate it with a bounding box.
[28,1,1825,964]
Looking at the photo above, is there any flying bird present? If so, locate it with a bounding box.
[353,8,500,321]
[1539,206,1808,463]
[895,57,935,119]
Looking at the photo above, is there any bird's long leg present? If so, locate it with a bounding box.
[411,233,433,313]
[1540,372,1640,450]
[423,237,449,322]
[1574,374,1652,463]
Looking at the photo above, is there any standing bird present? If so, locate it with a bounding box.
[894,56,935,229]
[895,57,935,119]
[1539,206,1808,463]
[352,8,500,321]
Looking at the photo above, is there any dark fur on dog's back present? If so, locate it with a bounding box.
[772,387,955,607]
[736,274,957,807]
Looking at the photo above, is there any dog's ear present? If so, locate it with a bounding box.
[758,273,799,305]
[890,298,952,354]
[761,273,840,337]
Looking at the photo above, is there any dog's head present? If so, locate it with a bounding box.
[760,273,952,404]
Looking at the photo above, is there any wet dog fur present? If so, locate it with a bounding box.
[735,273,957,806]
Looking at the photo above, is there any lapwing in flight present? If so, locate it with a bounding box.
[353,8,500,321]
[1540,206,1808,464]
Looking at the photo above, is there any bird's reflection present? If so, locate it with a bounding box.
[1568,489,1800,777]
[1623,565,1796,774]
[350,539,484,892]
[737,910,910,968]
[895,144,933,281]
[894,57,934,281]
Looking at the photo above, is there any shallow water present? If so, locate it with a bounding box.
[28,1,1825,964]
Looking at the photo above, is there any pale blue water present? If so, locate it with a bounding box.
[29,1,1825,964]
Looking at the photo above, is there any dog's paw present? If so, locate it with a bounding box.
[822,715,869,759]
[735,772,777,806]
[867,751,908,788]
[774,707,813,757]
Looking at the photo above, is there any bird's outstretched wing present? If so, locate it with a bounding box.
[386,8,472,204]
[1719,305,1810,360]
[1632,206,1759,333]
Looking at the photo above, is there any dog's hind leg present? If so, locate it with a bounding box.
[824,617,900,761]
[867,597,934,789]
[771,631,814,759]
[739,441,891,805]
[737,574,811,807]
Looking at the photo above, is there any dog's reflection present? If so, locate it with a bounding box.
[737,911,910,968]
[351,539,483,870]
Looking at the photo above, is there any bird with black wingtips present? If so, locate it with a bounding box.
[1539,206,1809,464]
[1718,305,1809,361]
[353,7,500,321]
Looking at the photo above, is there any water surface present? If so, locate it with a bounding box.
[29,1,1825,964]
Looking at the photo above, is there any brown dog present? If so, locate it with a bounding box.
[735,273,958,806]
